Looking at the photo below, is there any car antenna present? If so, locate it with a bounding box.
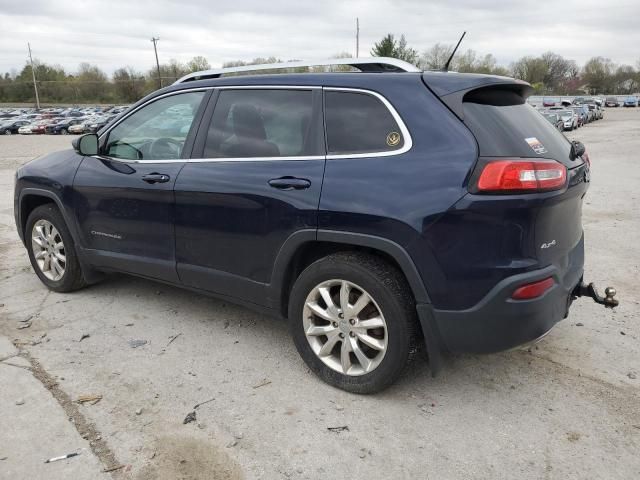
[442,31,466,72]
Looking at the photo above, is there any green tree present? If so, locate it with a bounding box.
[113,67,146,103]
[74,63,109,102]
[187,56,211,72]
[371,34,418,64]
[371,34,396,57]
[582,57,615,94]
[511,56,548,86]
[418,43,453,70]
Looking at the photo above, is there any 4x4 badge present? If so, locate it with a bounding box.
[386,131,401,147]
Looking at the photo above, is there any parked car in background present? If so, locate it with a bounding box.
[87,115,116,133]
[0,119,30,135]
[68,121,92,134]
[46,118,84,135]
[18,124,33,135]
[558,110,578,130]
[570,106,587,126]
[624,96,638,107]
[586,104,600,120]
[605,97,619,107]
[543,97,559,107]
[29,121,49,135]
[542,112,564,130]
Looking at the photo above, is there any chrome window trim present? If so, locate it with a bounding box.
[216,85,321,90]
[95,85,411,164]
[323,87,412,159]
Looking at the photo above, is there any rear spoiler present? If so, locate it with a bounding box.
[421,72,533,120]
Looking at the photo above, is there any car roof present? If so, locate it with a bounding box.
[165,72,422,91]
[158,70,529,100]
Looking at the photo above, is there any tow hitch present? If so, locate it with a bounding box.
[572,282,619,308]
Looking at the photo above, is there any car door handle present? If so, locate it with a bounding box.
[142,173,170,184]
[268,177,311,190]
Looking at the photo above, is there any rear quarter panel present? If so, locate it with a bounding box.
[318,76,479,303]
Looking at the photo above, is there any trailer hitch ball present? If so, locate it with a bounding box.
[573,282,619,308]
[604,287,617,306]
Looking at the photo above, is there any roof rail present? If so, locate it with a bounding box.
[173,57,421,84]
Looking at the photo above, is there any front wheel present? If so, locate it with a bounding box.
[25,204,87,292]
[5,129,12,135]
[288,252,419,393]
[60,128,68,135]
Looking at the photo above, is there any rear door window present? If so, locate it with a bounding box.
[203,89,319,158]
[463,89,573,166]
[324,90,404,155]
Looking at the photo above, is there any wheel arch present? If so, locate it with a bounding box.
[18,190,67,243]
[18,188,103,284]
[270,229,431,319]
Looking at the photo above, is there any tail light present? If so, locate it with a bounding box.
[475,159,567,193]
[511,277,555,300]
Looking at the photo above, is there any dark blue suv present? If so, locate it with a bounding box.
[13,58,609,393]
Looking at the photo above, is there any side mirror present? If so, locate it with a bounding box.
[72,133,98,156]
[571,140,585,159]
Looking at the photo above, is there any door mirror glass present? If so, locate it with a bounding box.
[73,133,98,156]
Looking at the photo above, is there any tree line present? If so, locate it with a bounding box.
[372,33,640,95]
[1,34,638,105]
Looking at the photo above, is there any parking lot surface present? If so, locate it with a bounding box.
[0,109,639,479]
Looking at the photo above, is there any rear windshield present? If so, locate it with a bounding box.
[463,93,573,166]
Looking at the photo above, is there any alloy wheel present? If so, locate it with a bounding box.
[303,279,388,376]
[31,219,66,281]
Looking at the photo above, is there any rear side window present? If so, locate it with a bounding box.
[463,89,572,166]
[203,89,318,158]
[325,91,404,155]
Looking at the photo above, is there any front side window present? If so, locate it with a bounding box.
[203,89,316,158]
[105,91,205,160]
[325,90,404,155]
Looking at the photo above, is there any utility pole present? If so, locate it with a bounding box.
[151,37,162,89]
[27,43,40,109]
[356,18,360,58]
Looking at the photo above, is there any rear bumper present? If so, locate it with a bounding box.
[425,236,584,354]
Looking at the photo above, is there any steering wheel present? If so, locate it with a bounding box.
[149,137,183,159]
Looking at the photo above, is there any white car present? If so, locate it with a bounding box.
[18,125,33,134]
[68,122,88,134]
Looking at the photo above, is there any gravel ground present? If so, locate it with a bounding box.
[0,109,639,479]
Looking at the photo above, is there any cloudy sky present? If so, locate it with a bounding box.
[0,0,637,75]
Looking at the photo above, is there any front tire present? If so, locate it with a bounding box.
[288,252,419,394]
[26,204,86,292]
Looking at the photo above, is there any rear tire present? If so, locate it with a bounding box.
[288,252,419,394]
[25,204,87,293]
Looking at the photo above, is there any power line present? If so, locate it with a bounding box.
[27,42,40,109]
[151,37,162,89]
[356,18,360,58]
